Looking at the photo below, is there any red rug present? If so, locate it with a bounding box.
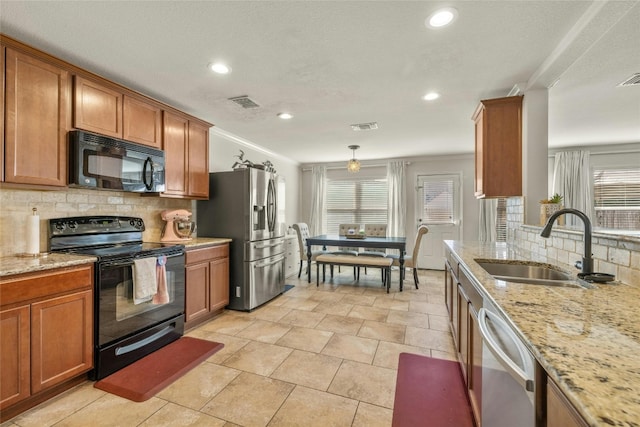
[94,337,224,402]
[392,353,475,427]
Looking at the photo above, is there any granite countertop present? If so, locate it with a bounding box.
[445,241,640,427]
[0,253,97,278]
[155,237,232,249]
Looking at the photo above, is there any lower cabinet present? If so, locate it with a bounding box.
[0,265,93,417]
[444,250,482,427]
[184,244,230,330]
[546,379,588,427]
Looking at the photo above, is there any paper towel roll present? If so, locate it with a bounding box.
[26,212,40,255]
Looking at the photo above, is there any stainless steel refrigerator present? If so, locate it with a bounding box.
[197,168,286,311]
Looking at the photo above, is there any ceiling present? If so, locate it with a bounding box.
[1,1,638,164]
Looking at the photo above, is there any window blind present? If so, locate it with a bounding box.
[593,167,640,230]
[326,179,387,234]
[420,179,454,224]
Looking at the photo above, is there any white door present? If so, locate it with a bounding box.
[415,173,462,270]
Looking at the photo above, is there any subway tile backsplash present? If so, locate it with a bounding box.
[0,188,193,255]
[506,197,639,286]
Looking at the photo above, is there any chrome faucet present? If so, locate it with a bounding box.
[540,208,593,275]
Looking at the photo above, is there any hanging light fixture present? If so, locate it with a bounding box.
[347,145,361,173]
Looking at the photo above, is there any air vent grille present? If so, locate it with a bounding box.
[350,122,378,131]
[617,73,640,87]
[228,96,260,108]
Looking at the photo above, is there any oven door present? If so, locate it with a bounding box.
[96,252,185,348]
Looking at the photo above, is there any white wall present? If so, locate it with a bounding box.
[300,153,479,242]
[208,130,301,231]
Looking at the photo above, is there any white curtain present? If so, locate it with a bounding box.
[478,199,498,242]
[387,161,406,237]
[552,151,592,227]
[309,165,326,236]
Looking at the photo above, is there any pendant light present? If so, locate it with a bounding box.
[347,145,361,173]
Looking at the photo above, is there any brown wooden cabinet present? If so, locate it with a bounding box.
[187,121,210,199]
[163,110,210,199]
[0,265,93,417]
[123,94,162,148]
[0,305,30,409]
[74,76,163,149]
[472,95,523,198]
[184,244,229,330]
[546,379,588,427]
[4,47,70,186]
[444,248,483,426]
[73,75,123,138]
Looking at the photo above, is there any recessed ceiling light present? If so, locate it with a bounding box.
[423,92,440,101]
[278,112,293,119]
[426,7,458,28]
[209,62,231,74]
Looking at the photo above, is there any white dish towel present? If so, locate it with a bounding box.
[133,257,158,304]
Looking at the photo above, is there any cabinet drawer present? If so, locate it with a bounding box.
[0,265,94,307]
[459,267,483,310]
[186,244,229,265]
[445,249,459,279]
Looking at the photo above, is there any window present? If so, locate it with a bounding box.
[419,177,455,224]
[593,167,640,230]
[326,178,387,234]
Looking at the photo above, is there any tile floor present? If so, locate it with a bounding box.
[2,268,456,427]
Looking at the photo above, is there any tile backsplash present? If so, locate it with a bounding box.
[506,197,639,286]
[0,187,193,255]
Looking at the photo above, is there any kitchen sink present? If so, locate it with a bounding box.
[475,259,589,288]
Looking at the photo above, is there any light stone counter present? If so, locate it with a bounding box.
[445,240,640,427]
[181,237,232,248]
[147,237,232,249]
[0,253,97,277]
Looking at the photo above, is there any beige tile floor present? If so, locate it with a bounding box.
[2,268,455,427]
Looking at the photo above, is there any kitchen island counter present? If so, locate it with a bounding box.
[0,253,97,277]
[445,240,640,427]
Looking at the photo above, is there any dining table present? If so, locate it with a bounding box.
[306,234,407,289]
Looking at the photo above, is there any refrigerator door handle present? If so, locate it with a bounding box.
[254,255,285,269]
[253,240,283,250]
[266,178,276,232]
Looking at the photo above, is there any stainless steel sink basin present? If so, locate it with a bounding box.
[474,259,588,288]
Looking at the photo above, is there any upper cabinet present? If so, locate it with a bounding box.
[162,110,209,199]
[74,76,163,149]
[1,34,211,198]
[3,47,70,187]
[472,95,523,198]
[123,94,162,149]
[73,76,122,138]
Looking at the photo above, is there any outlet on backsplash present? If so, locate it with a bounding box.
[0,187,194,255]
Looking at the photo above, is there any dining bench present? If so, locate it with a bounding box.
[315,254,393,293]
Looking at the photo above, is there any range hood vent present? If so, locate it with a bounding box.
[351,122,378,131]
[617,73,640,87]
[229,96,260,108]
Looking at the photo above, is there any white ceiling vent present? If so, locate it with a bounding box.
[351,122,379,131]
[228,95,260,108]
[617,73,640,87]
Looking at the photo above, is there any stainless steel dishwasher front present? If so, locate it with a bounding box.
[479,298,536,427]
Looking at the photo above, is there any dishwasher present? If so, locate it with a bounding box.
[478,298,536,427]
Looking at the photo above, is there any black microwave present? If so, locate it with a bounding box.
[69,130,166,193]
